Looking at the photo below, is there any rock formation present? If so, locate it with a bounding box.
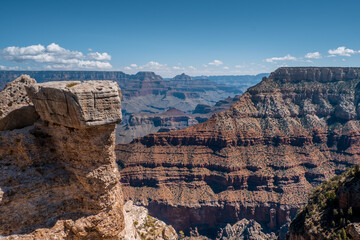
[288,164,360,239]
[217,219,277,240]
[116,67,360,237]
[123,201,177,240]
[0,75,38,131]
[0,80,124,239]
[0,78,177,239]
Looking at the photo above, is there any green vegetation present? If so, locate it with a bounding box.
[66,82,79,88]
[290,165,360,239]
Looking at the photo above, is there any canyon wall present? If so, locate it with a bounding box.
[116,67,360,237]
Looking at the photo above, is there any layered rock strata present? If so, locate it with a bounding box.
[0,80,125,239]
[116,67,360,237]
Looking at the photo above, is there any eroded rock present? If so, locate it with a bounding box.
[217,219,277,240]
[26,80,122,128]
[0,80,125,239]
[0,75,38,131]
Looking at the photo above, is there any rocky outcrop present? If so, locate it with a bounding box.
[217,219,277,240]
[116,67,360,237]
[26,81,122,128]
[0,75,38,131]
[0,80,126,239]
[288,165,360,239]
[122,201,178,240]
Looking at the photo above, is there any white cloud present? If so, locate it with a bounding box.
[141,61,168,70]
[1,43,112,70]
[173,66,181,70]
[305,52,321,59]
[328,46,356,57]
[223,66,229,70]
[130,64,137,68]
[265,54,297,63]
[87,52,111,61]
[188,66,196,70]
[208,59,223,66]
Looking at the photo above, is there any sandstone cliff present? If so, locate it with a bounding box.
[0,79,177,239]
[116,67,360,237]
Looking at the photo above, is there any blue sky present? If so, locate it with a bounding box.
[1,0,360,77]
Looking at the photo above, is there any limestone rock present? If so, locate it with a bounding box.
[122,200,178,240]
[0,80,125,239]
[347,223,360,240]
[0,75,38,131]
[217,219,277,240]
[26,80,122,128]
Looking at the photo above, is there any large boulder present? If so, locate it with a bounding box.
[0,75,38,131]
[26,80,122,128]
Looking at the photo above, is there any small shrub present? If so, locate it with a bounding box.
[66,82,79,88]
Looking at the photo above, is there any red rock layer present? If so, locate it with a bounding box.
[116,67,360,236]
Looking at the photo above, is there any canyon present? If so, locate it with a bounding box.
[0,71,244,116]
[2,67,360,239]
[116,67,360,237]
[117,95,241,144]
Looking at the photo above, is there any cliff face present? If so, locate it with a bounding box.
[116,67,360,237]
[0,80,125,239]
